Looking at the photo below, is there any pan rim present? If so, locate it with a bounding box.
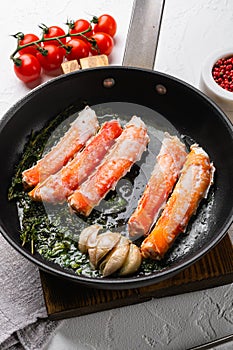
[1,217,232,289]
[1,65,233,134]
[1,65,233,130]
[0,66,233,289]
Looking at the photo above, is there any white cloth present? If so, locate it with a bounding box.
[0,234,62,350]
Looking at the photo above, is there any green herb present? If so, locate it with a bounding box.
[7,105,100,276]
[8,104,77,201]
[8,106,162,277]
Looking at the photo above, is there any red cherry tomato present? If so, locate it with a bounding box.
[66,38,90,61]
[70,19,93,37]
[14,54,41,83]
[43,26,66,46]
[93,14,117,37]
[36,45,65,71]
[90,32,114,56]
[19,34,40,56]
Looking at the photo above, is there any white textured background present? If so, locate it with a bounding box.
[0,1,232,349]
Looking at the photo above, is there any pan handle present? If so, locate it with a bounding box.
[122,0,165,70]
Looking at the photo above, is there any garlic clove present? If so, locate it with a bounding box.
[78,224,102,253]
[93,231,121,268]
[118,243,142,276]
[100,236,130,277]
[87,228,102,267]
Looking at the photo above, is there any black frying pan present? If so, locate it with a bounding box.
[0,66,233,289]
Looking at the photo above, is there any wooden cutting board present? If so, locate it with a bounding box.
[40,233,233,320]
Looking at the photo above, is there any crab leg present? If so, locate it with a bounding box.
[68,116,150,216]
[22,106,99,188]
[141,144,215,260]
[128,133,187,238]
[29,120,122,203]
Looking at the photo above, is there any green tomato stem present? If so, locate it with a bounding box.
[10,27,92,61]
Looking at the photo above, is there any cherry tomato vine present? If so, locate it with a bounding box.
[10,14,117,84]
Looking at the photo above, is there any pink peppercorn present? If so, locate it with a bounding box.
[212,55,233,92]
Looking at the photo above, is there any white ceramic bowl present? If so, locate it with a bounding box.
[200,48,233,112]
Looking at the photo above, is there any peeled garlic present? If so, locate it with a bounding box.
[100,236,130,277]
[79,225,142,277]
[78,224,102,253]
[118,243,142,276]
[93,231,121,268]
